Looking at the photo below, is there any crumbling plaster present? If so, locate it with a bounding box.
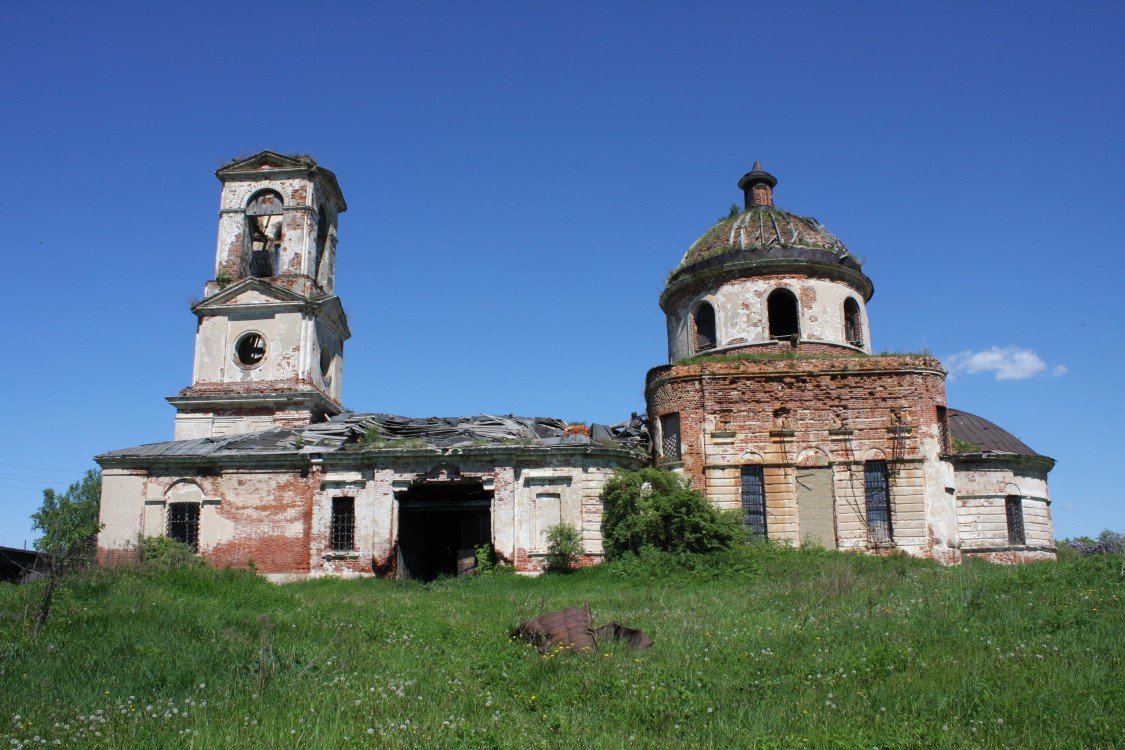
[665,274,870,361]
[214,176,340,293]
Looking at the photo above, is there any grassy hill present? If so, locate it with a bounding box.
[1,547,1121,749]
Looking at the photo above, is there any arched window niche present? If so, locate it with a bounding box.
[313,205,329,283]
[246,190,285,278]
[164,481,204,552]
[844,297,863,348]
[767,288,800,341]
[693,302,717,352]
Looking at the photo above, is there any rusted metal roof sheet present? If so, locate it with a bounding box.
[948,408,1041,457]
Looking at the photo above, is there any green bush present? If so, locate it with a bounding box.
[600,467,745,559]
[544,522,583,572]
[136,536,203,571]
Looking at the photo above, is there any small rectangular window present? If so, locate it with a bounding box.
[168,503,200,552]
[1005,496,1025,545]
[331,497,356,551]
[660,413,681,461]
[864,460,893,545]
[740,465,767,536]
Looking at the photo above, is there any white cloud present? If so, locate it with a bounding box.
[942,346,1066,381]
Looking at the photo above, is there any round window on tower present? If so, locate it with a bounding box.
[234,332,267,368]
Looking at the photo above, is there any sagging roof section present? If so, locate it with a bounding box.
[97,413,649,460]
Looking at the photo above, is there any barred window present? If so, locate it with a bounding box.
[331,497,356,551]
[1005,496,1025,546]
[168,502,200,552]
[660,413,681,461]
[741,465,767,536]
[864,460,892,545]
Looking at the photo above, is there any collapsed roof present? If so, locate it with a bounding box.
[97,413,649,461]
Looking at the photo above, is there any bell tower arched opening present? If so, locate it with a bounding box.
[246,189,285,278]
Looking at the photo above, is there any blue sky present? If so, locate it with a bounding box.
[1,1,1121,547]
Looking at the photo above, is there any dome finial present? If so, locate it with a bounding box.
[738,162,778,209]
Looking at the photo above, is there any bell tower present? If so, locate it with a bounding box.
[168,151,351,440]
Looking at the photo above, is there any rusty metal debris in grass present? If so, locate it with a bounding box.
[512,605,653,655]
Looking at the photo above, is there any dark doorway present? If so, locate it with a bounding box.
[396,480,492,581]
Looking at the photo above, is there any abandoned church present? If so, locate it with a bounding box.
[96,152,1056,579]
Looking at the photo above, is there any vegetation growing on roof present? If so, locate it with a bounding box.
[951,436,981,454]
[357,426,431,450]
[677,351,864,366]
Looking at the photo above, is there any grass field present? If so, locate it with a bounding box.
[1,546,1122,749]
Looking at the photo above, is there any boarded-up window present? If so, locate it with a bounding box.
[767,289,800,339]
[864,460,892,545]
[534,493,562,550]
[1005,496,1025,545]
[331,497,355,551]
[694,303,716,352]
[168,502,200,552]
[740,465,767,536]
[660,413,681,461]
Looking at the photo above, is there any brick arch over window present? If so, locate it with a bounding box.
[693,301,717,352]
[797,447,831,467]
[767,288,800,340]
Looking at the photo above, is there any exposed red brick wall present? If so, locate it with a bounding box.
[646,355,947,487]
[206,469,314,575]
[751,183,773,207]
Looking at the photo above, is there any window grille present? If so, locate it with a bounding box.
[167,502,200,552]
[1005,496,1025,546]
[864,460,893,545]
[331,497,356,551]
[660,413,681,461]
[694,303,716,352]
[740,465,767,536]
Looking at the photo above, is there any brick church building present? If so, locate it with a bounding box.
[96,153,1055,578]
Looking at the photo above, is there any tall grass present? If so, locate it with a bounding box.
[1,547,1122,749]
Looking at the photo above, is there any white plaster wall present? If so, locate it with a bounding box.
[98,470,147,551]
[192,309,309,385]
[955,462,1053,549]
[920,434,960,562]
[667,276,870,362]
